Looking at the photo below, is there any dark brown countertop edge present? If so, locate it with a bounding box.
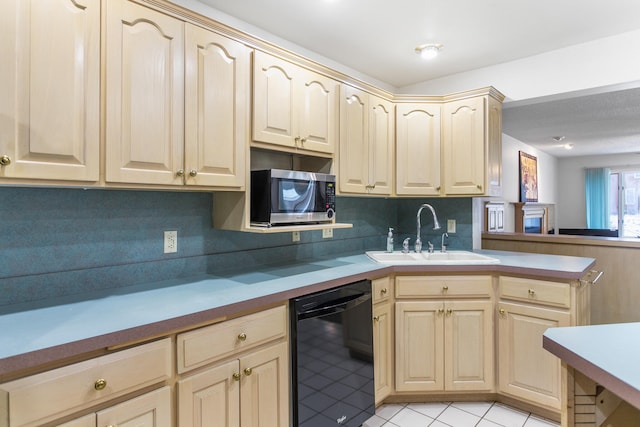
[543,335,640,410]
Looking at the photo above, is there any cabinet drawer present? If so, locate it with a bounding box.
[0,338,172,427]
[177,304,287,373]
[396,275,492,298]
[372,276,392,304]
[499,276,570,308]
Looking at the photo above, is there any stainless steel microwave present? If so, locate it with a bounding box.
[250,169,336,227]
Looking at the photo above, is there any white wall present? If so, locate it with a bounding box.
[499,134,558,232]
[556,153,640,228]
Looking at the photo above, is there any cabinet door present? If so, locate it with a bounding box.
[0,0,99,182]
[373,302,393,404]
[252,51,296,149]
[486,96,503,196]
[395,301,444,392]
[445,300,494,391]
[297,69,337,154]
[56,414,95,427]
[368,95,394,195]
[184,24,248,188]
[239,342,289,427]
[339,85,369,193]
[96,386,171,427]
[442,97,486,195]
[396,103,441,196]
[105,0,185,185]
[178,359,240,427]
[498,302,570,410]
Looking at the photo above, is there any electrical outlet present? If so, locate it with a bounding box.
[292,231,301,242]
[322,228,333,239]
[447,219,456,233]
[164,230,177,253]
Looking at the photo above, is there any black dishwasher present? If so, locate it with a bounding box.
[290,280,374,427]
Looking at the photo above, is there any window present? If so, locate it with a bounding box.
[610,171,640,237]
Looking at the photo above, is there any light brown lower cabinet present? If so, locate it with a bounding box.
[177,342,289,427]
[0,338,172,427]
[58,387,172,427]
[373,301,393,404]
[395,299,494,392]
[497,302,570,410]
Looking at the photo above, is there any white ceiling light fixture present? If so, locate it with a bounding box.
[564,143,574,150]
[415,43,443,60]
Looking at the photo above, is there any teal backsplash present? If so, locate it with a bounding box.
[0,187,472,307]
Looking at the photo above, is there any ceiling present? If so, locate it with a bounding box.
[198,0,640,158]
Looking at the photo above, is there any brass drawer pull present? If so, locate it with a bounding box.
[238,333,247,341]
[189,169,198,177]
[380,288,388,295]
[442,285,449,292]
[0,155,11,166]
[244,367,253,376]
[94,378,107,391]
[528,289,536,297]
[232,372,241,381]
[446,308,453,316]
[373,316,380,322]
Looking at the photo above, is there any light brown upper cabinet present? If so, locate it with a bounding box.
[106,0,248,189]
[0,0,100,182]
[339,85,394,195]
[395,103,442,196]
[183,24,248,188]
[396,89,503,197]
[442,93,502,196]
[253,51,338,156]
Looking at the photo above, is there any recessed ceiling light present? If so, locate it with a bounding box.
[564,143,574,150]
[415,43,443,60]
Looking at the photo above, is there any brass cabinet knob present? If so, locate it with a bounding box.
[436,186,441,191]
[176,169,185,177]
[380,288,388,295]
[499,308,506,316]
[232,372,241,381]
[477,184,483,190]
[189,169,197,177]
[442,285,449,292]
[528,289,536,296]
[94,378,107,391]
[373,316,380,322]
[446,308,453,316]
[238,333,247,341]
[0,155,11,166]
[300,137,306,144]
[244,367,253,376]
[437,308,444,316]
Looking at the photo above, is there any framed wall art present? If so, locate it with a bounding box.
[519,151,538,202]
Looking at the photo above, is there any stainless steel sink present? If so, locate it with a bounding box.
[366,250,500,265]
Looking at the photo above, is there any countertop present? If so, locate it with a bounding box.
[0,249,595,379]
[543,322,640,410]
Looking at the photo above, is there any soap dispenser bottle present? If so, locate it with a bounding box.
[386,228,394,252]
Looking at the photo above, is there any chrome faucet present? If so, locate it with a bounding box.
[415,204,441,253]
[441,232,449,253]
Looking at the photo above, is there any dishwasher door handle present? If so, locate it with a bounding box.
[296,292,369,320]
